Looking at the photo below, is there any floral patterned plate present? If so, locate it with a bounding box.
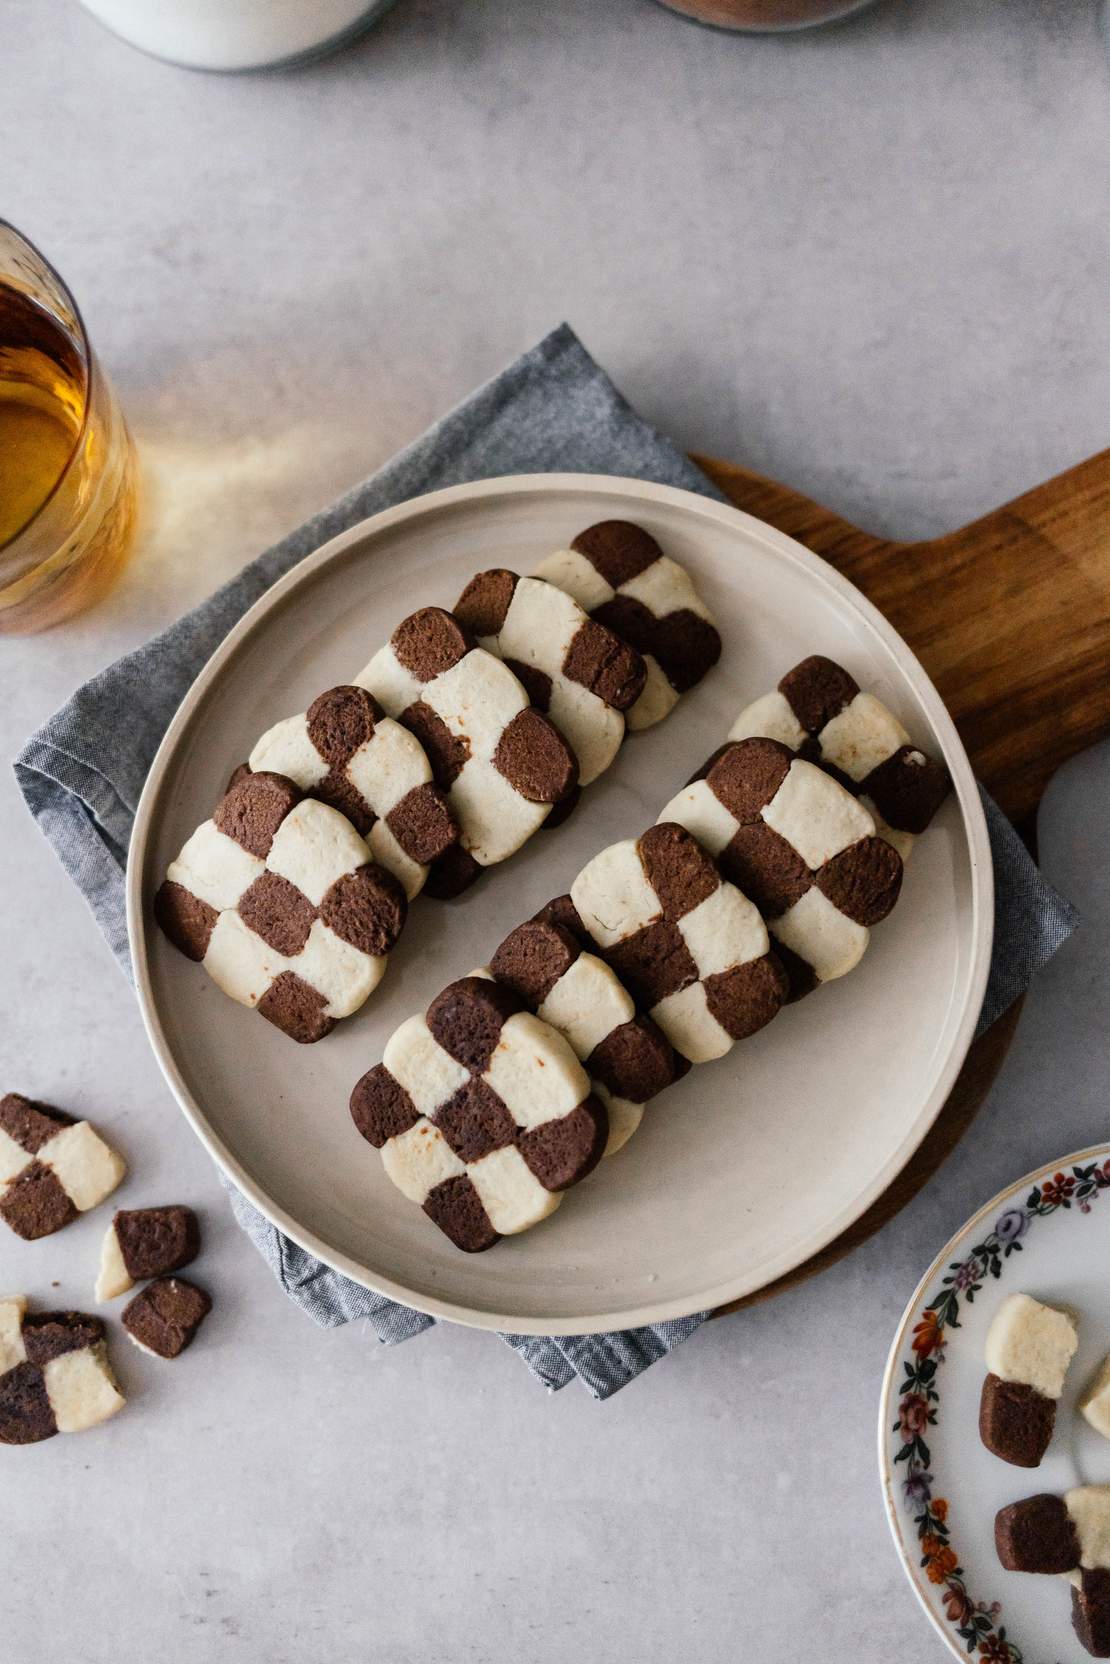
[879,1143,1110,1664]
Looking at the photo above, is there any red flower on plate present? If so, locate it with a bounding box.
[912,1309,945,1358]
[942,1583,972,1623]
[899,1392,930,1440]
[978,1636,1016,1662]
[1041,1172,1075,1207]
[932,1498,949,1523]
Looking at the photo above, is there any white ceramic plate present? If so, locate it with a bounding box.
[128,473,991,1334]
[880,1145,1110,1662]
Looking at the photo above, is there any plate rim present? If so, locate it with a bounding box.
[876,1139,1110,1660]
[127,470,994,1335]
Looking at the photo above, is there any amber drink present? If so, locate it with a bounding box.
[0,223,137,634]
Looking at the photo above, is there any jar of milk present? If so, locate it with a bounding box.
[76,0,400,71]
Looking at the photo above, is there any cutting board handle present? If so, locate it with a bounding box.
[697,449,1110,825]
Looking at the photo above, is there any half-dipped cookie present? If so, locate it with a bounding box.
[980,1293,1079,1466]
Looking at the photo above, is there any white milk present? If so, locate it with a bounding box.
[77,0,399,71]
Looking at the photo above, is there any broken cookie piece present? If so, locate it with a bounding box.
[0,1093,125,1240]
[96,1205,201,1302]
[980,1293,1079,1466]
[0,1296,125,1442]
[121,1277,212,1359]
[1079,1353,1110,1442]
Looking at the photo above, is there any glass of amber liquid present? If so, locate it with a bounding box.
[0,222,138,633]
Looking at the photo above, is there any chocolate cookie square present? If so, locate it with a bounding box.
[122,1277,212,1359]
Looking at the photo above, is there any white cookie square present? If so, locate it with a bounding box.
[761,758,875,869]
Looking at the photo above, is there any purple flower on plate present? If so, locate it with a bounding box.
[953,1257,982,1289]
[994,1208,1027,1243]
[903,1469,934,1505]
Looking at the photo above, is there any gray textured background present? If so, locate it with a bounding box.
[2,2,1108,1659]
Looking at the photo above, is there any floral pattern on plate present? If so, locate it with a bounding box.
[883,1149,1110,1663]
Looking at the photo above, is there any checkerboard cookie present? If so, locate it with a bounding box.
[350,976,607,1251]
[980,1292,1079,1467]
[660,736,903,998]
[356,608,578,897]
[453,571,645,786]
[155,770,407,1042]
[248,685,458,899]
[122,1277,211,1359]
[535,520,721,731]
[96,1205,200,1302]
[488,918,685,1155]
[729,655,950,861]
[0,1094,125,1240]
[568,822,787,1064]
[0,1297,124,1443]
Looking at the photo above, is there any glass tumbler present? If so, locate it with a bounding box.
[0,223,138,634]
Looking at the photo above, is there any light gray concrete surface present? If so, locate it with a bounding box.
[1,2,1107,1659]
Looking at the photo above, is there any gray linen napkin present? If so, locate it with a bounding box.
[14,324,1077,1398]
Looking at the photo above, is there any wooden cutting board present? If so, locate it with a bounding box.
[696,449,1110,1314]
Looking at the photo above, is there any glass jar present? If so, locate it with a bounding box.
[653,0,879,29]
